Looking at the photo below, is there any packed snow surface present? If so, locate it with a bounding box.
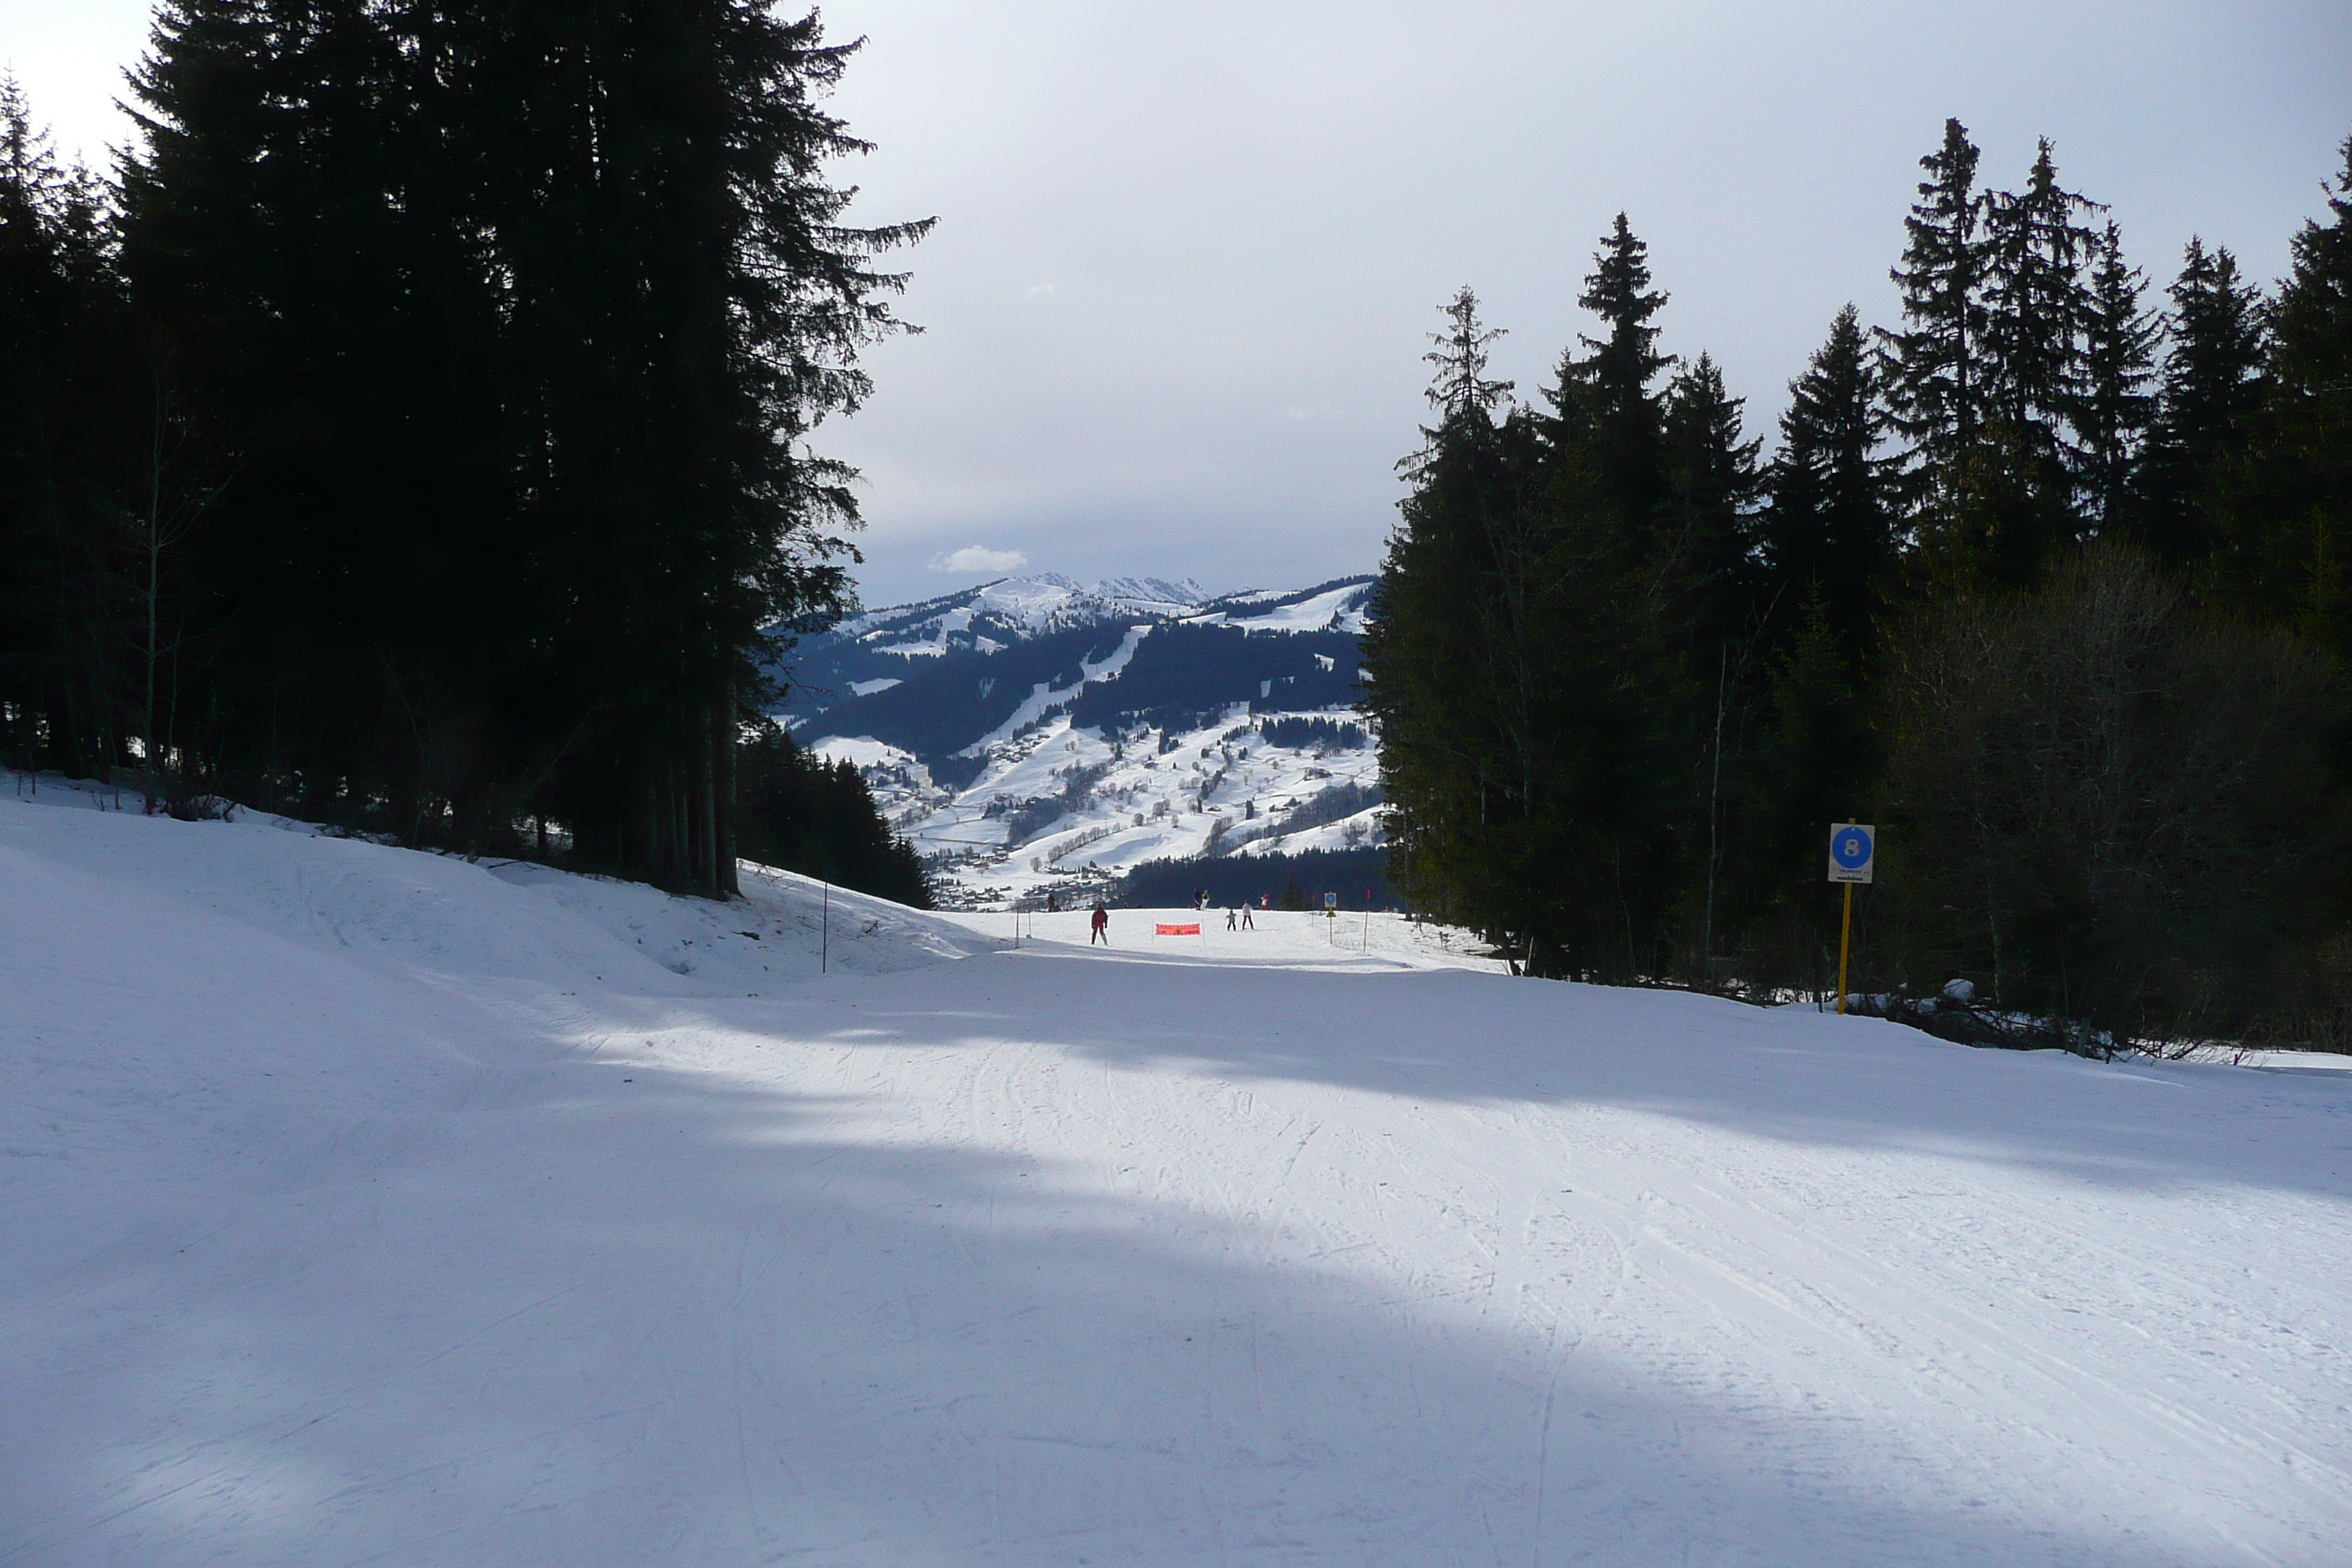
[6,786,2352,1567]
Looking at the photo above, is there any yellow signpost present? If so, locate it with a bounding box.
[1826,823,1875,1014]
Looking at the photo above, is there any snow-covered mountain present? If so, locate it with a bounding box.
[815,573,1215,660]
[776,573,1382,908]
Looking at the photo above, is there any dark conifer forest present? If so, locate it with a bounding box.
[1365,121,2352,1043]
[0,3,926,901]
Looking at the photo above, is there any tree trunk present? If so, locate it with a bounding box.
[695,706,718,897]
[713,697,738,897]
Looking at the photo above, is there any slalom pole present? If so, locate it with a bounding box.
[821,875,831,974]
[1835,882,1852,1014]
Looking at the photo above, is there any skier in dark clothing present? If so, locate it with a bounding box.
[1090,902,1109,945]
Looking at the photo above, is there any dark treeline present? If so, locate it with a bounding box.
[1119,848,1395,913]
[1257,716,1368,751]
[736,723,929,908]
[0,3,927,901]
[1365,120,2352,1042]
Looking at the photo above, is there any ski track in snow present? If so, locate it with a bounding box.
[4,788,2351,1566]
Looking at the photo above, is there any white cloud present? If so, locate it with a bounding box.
[927,545,1029,574]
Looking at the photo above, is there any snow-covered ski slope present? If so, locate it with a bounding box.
[6,789,2352,1567]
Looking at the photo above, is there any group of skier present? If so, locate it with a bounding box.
[1080,894,1267,944]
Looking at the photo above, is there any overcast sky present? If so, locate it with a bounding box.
[10,1,2351,606]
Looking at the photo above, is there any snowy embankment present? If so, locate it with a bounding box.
[5,785,2351,1567]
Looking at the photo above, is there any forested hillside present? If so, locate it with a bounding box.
[0,5,923,899]
[1367,121,2352,1044]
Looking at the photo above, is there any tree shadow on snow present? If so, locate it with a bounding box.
[7,1033,2259,1568]
[797,947,2352,1207]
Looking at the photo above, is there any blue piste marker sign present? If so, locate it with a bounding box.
[1828,823,1875,885]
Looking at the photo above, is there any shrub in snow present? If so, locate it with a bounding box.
[1844,992,2117,1060]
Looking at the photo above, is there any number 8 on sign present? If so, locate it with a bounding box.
[1828,823,1874,885]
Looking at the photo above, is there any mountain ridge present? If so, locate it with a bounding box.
[772,571,1382,908]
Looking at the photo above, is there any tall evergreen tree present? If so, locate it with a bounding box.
[1549,213,1673,559]
[2135,238,2267,568]
[1660,353,1763,650]
[117,1,924,892]
[1542,219,1693,975]
[1901,138,2108,586]
[1417,284,1513,431]
[1760,305,1897,653]
[1735,584,1872,993]
[1737,309,1896,987]
[1372,276,1687,979]
[0,78,138,781]
[2212,135,2352,647]
[1981,139,2100,449]
[2077,221,2160,533]
[478,0,926,892]
[1879,119,1988,532]
[1659,354,1764,975]
[1979,138,2103,573]
[1367,290,1548,953]
[122,0,517,832]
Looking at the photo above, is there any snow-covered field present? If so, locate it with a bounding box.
[7,784,2352,1566]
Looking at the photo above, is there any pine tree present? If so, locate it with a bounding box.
[1901,137,2106,587]
[118,1,924,890]
[486,0,927,893]
[2267,137,2352,433]
[1981,139,2101,453]
[2077,221,2160,533]
[1738,585,1869,990]
[1659,354,1764,976]
[0,78,138,782]
[2213,135,2352,648]
[2135,238,2267,568]
[1739,311,1896,989]
[1981,140,2104,570]
[1366,289,1535,947]
[1371,280,1682,978]
[1761,305,1898,653]
[1879,119,1989,529]
[1537,219,1695,976]
[122,0,516,832]
[736,723,930,907]
[1419,284,1513,431]
[1540,238,1685,973]
[1549,213,1673,557]
[1661,352,1764,648]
